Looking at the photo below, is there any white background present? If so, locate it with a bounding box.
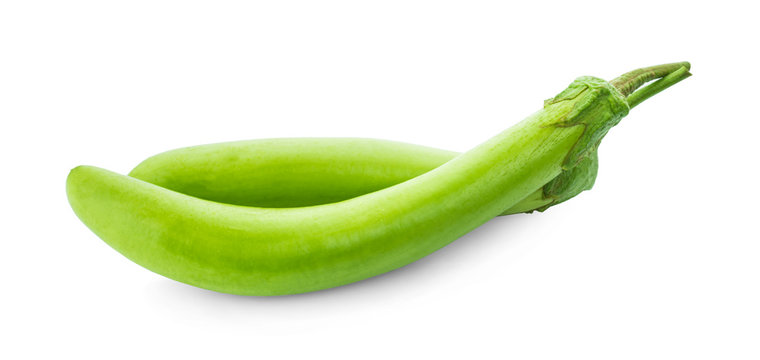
[2,1,758,359]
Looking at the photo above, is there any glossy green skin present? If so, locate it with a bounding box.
[67,77,629,295]
[130,138,466,208]
[129,138,599,215]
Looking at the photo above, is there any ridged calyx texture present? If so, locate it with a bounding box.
[531,77,629,210]
[538,151,599,211]
[544,76,630,169]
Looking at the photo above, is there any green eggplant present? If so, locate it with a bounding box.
[67,63,690,295]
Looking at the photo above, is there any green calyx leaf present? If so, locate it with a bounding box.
[536,151,599,212]
[544,76,629,170]
[528,76,627,213]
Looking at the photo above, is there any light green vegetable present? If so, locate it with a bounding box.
[128,138,599,215]
[67,63,690,295]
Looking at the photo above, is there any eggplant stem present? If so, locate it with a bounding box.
[611,62,691,97]
[626,66,691,109]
